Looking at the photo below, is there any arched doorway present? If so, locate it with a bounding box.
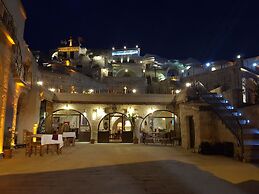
[39,109,91,142]
[116,69,137,77]
[98,112,133,143]
[15,92,27,145]
[140,110,179,143]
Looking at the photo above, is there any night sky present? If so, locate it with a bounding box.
[22,0,259,62]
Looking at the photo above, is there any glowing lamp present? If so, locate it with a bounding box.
[185,83,192,87]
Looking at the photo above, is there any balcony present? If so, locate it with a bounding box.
[0,0,16,41]
[53,93,173,105]
[0,0,30,87]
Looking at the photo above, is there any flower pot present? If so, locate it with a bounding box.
[90,139,95,144]
[3,149,13,159]
[133,137,139,144]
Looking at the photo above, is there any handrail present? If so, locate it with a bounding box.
[193,81,244,159]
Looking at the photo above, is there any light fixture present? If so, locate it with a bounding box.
[132,89,137,93]
[125,69,128,72]
[127,107,135,116]
[112,47,115,50]
[124,46,127,49]
[136,45,139,48]
[48,88,56,92]
[88,89,94,94]
[147,107,156,114]
[237,55,241,59]
[64,104,70,110]
[185,83,192,87]
[175,89,181,94]
[206,62,211,67]
[16,82,25,87]
[3,31,15,45]
[123,86,127,94]
[37,81,43,86]
[186,66,191,70]
[142,69,146,73]
[65,60,70,66]
[211,67,216,71]
[253,63,257,67]
[181,70,184,73]
[97,107,105,118]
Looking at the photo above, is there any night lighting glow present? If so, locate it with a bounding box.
[112,50,140,56]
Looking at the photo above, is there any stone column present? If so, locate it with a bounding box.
[16,86,41,144]
[0,36,12,155]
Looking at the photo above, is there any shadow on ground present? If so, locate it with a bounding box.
[0,160,255,194]
[237,180,259,194]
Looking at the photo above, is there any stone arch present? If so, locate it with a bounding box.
[166,67,179,77]
[97,112,133,143]
[39,109,91,142]
[140,110,178,133]
[116,68,137,77]
[15,91,28,145]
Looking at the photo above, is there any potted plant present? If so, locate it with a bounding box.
[90,139,95,144]
[133,136,139,144]
[127,113,139,144]
[3,128,13,159]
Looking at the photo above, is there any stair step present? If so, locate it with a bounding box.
[213,106,237,112]
[243,128,259,139]
[202,93,222,98]
[243,128,259,134]
[219,111,243,117]
[241,124,255,129]
[243,154,259,162]
[244,140,259,146]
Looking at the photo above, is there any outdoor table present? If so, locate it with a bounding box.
[33,134,63,154]
[63,132,76,138]
[62,132,76,146]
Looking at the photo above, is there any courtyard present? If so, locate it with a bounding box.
[0,144,259,194]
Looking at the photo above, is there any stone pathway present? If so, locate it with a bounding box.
[0,143,259,194]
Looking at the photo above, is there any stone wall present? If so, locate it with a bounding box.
[16,86,41,144]
[179,102,236,151]
[240,104,259,129]
[52,103,168,141]
[0,33,12,153]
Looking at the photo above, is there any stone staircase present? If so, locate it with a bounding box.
[201,93,259,162]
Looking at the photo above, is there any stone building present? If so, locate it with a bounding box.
[0,1,259,162]
[0,0,40,156]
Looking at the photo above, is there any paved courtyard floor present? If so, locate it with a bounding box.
[0,143,259,194]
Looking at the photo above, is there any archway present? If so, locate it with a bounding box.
[166,67,179,78]
[116,69,137,77]
[98,112,133,143]
[39,109,91,142]
[140,110,179,143]
[15,92,28,145]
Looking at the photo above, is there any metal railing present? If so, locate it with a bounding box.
[0,0,16,38]
[0,0,29,85]
[192,81,244,159]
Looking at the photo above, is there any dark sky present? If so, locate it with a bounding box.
[22,0,259,62]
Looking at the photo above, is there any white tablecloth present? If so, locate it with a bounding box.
[41,134,64,148]
[62,132,76,138]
